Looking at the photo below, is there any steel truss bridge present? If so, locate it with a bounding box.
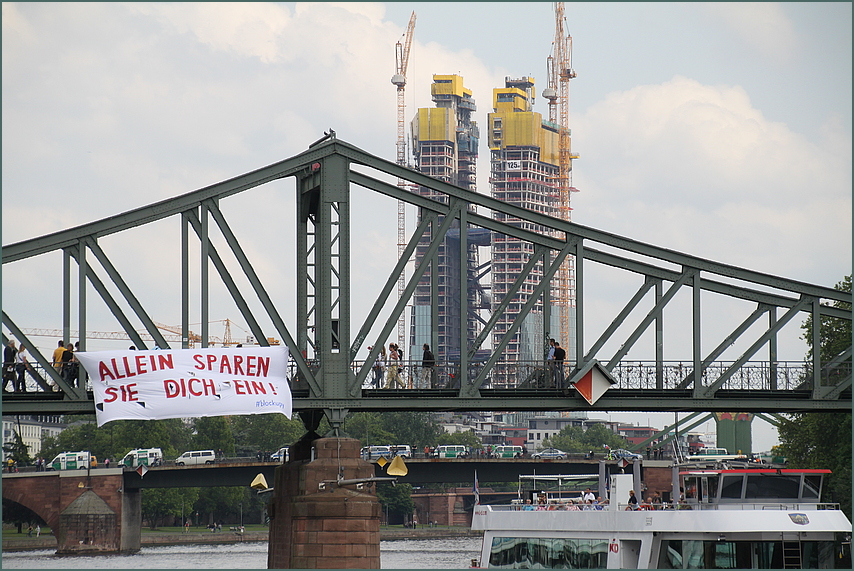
[3,134,850,431]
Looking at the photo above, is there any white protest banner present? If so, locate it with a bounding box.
[75,346,292,427]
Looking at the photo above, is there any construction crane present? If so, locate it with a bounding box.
[391,11,416,346]
[543,2,579,347]
[16,318,280,348]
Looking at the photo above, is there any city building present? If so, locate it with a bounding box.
[409,74,487,364]
[2,414,66,462]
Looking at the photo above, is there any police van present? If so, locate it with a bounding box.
[491,445,524,458]
[389,444,412,458]
[121,448,163,468]
[175,449,216,466]
[434,445,470,458]
[48,451,97,470]
[360,445,391,461]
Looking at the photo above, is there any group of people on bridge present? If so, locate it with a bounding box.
[368,342,437,389]
[2,338,80,393]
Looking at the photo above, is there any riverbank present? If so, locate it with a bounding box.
[2,526,480,552]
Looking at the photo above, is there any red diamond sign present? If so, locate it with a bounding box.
[571,360,617,405]
[137,464,149,478]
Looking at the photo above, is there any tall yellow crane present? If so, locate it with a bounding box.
[543,2,579,346]
[391,11,416,345]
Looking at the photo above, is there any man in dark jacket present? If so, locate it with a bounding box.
[3,340,17,392]
[418,343,436,389]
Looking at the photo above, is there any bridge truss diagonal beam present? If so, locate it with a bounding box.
[2,135,850,417]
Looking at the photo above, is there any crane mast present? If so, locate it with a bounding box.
[391,11,416,346]
[544,2,578,347]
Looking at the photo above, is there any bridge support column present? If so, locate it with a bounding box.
[267,437,381,569]
[120,487,142,552]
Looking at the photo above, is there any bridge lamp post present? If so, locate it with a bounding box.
[239,503,243,527]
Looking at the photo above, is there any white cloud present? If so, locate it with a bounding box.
[573,76,851,283]
[701,2,801,65]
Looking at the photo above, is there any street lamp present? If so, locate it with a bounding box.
[239,502,243,527]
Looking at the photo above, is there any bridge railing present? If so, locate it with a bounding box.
[6,357,846,397]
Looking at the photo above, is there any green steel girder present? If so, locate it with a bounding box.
[2,135,850,418]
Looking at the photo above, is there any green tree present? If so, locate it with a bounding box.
[230,414,307,455]
[778,274,851,519]
[194,486,244,525]
[192,416,235,455]
[344,412,396,447]
[545,423,629,453]
[376,482,414,523]
[41,417,193,463]
[381,411,443,448]
[141,487,199,529]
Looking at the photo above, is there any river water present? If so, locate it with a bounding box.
[1,537,483,569]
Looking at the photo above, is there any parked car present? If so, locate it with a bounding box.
[532,448,567,460]
[611,448,643,460]
[271,447,289,462]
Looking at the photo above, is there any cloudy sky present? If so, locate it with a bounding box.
[3,3,851,450]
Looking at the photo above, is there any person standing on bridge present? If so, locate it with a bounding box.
[384,343,404,389]
[546,338,556,387]
[552,340,566,389]
[60,343,76,387]
[418,344,435,389]
[14,345,30,392]
[3,340,17,392]
[52,340,66,373]
[368,346,384,388]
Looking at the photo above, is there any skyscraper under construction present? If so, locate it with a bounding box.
[409,75,489,366]
[488,76,576,386]
[408,74,575,387]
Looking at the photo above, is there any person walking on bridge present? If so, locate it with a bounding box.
[418,343,435,389]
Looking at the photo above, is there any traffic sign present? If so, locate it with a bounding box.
[571,360,617,405]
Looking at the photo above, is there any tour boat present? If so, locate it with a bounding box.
[471,466,852,569]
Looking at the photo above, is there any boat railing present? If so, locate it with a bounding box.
[485,502,842,512]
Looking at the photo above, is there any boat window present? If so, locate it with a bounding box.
[720,475,743,498]
[706,476,720,500]
[802,475,821,499]
[488,536,608,569]
[657,540,843,569]
[684,477,699,500]
[745,474,801,499]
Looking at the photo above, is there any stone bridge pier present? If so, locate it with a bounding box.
[2,468,141,554]
[268,437,382,569]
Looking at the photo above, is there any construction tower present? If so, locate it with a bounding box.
[543,1,579,357]
[488,76,577,387]
[391,12,416,345]
[409,74,488,368]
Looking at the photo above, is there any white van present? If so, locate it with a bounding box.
[389,444,412,458]
[175,449,216,466]
[121,448,163,468]
[271,447,289,462]
[492,445,523,458]
[49,451,96,471]
[360,445,391,461]
[434,445,470,458]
